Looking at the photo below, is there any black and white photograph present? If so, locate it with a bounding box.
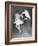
[9,4,36,42]
[5,2,37,44]
[11,6,32,38]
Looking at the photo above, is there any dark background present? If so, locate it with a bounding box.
[11,5,32,38]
